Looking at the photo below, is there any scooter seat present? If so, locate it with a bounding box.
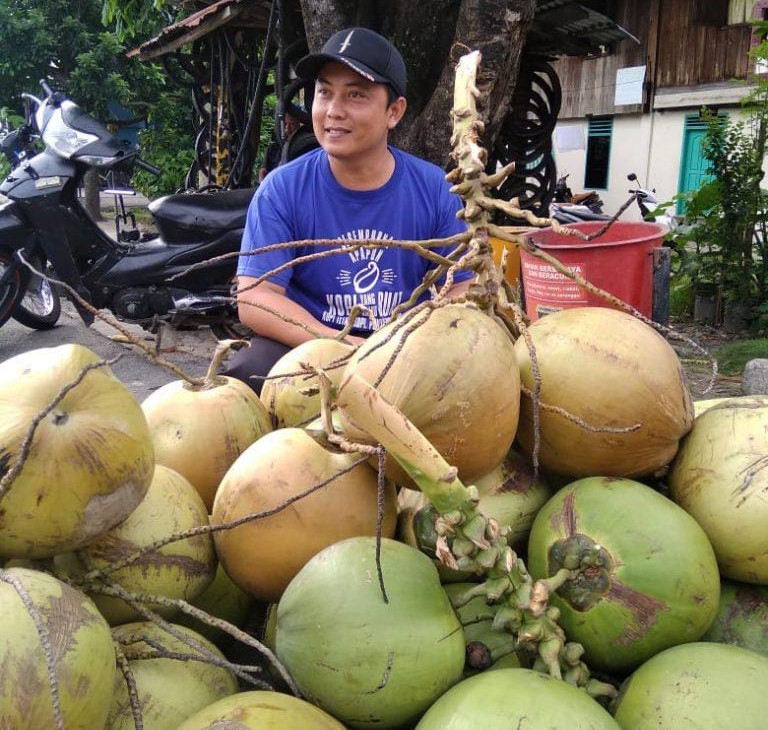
[149,188,256,244]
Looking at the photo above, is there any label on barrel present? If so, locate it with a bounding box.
[522,260,588,306]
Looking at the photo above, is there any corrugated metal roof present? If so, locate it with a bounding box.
[129,0,636,61]
[531,0,639,56]
[128,0,271,60]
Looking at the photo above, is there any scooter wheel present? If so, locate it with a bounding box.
[0,250,26,328]
[11,257,62,330]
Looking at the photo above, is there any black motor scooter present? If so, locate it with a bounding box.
[0,81,254,336]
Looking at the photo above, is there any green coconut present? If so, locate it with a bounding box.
[74,464,217,624]
[612,642,768,729]
[416,668,620,729]
[0,343,154,558]
[669,395,768,584]
[260,338,354,428]
[527,477,720,674]
[107,621,239,729]
[0,567,116,728]
[276,537,466,729]
[702,579,768,656]
[177,691,345,729]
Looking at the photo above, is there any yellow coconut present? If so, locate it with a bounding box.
[142,369,271,512]
[260,338,354,427]
[212,427,397,602]
[339,303,520,484]
[0,567,116,729]
[177,691,345,730]
[107,621,239,729]
[514,307,693,477]
[74,464,217,624]
[0,344,154,558]
[670,396,768,584]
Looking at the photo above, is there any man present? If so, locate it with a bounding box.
[224,27,472,392]
[258,113,300,182]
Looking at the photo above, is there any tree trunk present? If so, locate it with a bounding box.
[296,0,536,167]
[82,168,102,221]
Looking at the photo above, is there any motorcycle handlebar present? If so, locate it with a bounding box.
[40,80,54,97]
[135,158,161,176]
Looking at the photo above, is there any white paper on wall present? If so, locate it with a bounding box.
[555,125,586,152]
[615,65,646,106]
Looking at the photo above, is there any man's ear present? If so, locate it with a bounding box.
[387,97,407,129]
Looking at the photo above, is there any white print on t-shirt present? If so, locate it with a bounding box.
[320,229,403,331]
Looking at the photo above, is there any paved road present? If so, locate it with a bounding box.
[0,301,218,402]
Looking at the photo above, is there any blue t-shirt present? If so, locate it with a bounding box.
[237,146,471,333]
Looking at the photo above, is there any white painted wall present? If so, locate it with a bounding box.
[553,104,753,223]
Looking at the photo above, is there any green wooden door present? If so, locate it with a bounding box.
[677,114,720,214]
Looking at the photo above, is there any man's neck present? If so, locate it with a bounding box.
[328,146,395,191]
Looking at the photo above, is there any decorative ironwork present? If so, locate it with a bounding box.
[487,55,561,219]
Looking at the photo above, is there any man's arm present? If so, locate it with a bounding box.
[236,277,363,347]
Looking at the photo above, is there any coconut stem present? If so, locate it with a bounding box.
[114,642,144,730]
[335,372,471,514]
[93,580,293,693]
[202,339,249,386]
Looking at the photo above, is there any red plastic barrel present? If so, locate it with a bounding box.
[521,221,667,321]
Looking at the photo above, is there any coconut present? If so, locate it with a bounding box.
[416,669,620,729]
[177,691,345,729]
[260,338,354,428]
[513,307,693,477]
[275,537,466,729]
[174,562,255,643]
[71,464,217,625]
[669,395,768,584]
[212,428,397,602]
[0,567,116,728]
[612,643,768,728]
[107,621,239,729]
[702,579,768,656]
[338,303,520,484]
[527,477,720,674]
[0,343,154,558]
[142,368,272,511]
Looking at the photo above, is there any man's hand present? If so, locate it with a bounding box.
[235,277,356,347]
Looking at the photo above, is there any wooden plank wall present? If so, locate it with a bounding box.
[552,0,753,119]
[655,2,752,87]
[552,1,652,118]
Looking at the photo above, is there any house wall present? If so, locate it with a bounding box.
[549,0,764,220]
[553,102,762,221]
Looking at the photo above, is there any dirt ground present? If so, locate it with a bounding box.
[667,318,746,400]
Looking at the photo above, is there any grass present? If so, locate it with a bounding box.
[713,338,768,376]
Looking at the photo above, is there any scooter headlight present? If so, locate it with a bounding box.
[42,109,98,159]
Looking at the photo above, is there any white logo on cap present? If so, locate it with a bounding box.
[339,30,354,53]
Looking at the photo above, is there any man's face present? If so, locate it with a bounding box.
[312,61,404,163]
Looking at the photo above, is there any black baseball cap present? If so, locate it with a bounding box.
[295,27,407,98]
